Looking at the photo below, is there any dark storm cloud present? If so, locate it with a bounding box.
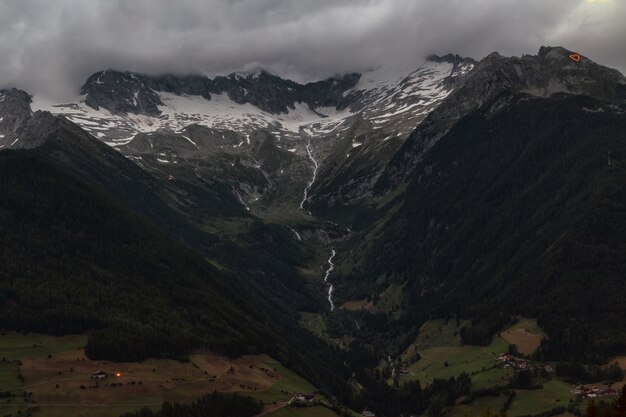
[0,0,624,99]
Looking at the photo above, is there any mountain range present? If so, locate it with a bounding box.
[1,45,626,417]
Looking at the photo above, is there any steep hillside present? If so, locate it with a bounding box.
[345,92,626,362]
[0,150,276,360]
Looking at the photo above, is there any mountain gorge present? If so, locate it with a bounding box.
[2,45,626,417]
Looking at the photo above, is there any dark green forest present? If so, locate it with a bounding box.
[118,392,262,417]
[0,150,279,359]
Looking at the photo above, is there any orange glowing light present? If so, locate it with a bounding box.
[115,372,122,377]
[569,53,582,62]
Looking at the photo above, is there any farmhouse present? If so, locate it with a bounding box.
[399,368,411,375]
[90,371,108,381]
[571,385,618,398]
[290,393,315,404]
[497,352,553,374]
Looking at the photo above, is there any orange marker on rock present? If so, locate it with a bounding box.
[569,53,581,62]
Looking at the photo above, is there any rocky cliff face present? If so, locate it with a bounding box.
[81,70,164,116]
[0,89,63,149]
[0,89,33,147]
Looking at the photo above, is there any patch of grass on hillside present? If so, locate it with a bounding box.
[400,320,510,388]
[500,318,545,356]
[508,379,573,417]
[470,367,510,390]
[252,361,316,403]
[0,333,88,361]
[340,300,372,311]
[403,337,508,386]
[252,205,311,225]
[455,380,573,417]
[450,394,506,417]
[402,320,464,360]
[372,283,404,316]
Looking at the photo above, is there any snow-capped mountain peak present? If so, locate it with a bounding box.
[31,55,474,149]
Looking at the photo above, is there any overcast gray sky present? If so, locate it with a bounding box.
[0,0,624,99]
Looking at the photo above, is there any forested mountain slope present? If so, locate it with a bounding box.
[345,92,626,362]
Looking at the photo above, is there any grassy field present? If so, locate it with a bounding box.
[499,318,545,355]
[0,333,88,361]
[250,360,317,403]
[400,320,510,389]
[402,338,510,388]
[450,394,506,417]
[400,320,580,416]
[450,380,574,417]
[507,379,573,416]
[402,319,465,355]
[340,300,372,311]
[0,333,320,417]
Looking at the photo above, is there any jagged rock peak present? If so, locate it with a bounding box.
[427,53,477,66]
[80,68,362,116]
[0,88,34,137]
[81,70,163,116]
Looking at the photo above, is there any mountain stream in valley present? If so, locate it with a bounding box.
[324,249,336,311]
[299,139,318,215]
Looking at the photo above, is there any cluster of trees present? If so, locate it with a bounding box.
[556,362,623,384]
[348,359,471,417]
[460,314,513,346]
[0,151,285,362]
[118,392,262,417]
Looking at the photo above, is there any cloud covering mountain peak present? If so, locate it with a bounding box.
[0,0,624,100]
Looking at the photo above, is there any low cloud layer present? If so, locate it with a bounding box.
[0,0,624,99]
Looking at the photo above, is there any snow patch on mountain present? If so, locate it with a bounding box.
[31,58,474,148]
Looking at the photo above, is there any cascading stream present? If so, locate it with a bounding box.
[299,139,318,215]
[324,249,336,311]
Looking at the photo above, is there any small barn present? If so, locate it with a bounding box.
[90,371,108,381]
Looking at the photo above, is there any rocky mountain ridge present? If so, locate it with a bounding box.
[378,46,626,191]
[81,69,361,116]
[32,55,472,145]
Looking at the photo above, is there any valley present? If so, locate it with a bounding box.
[1,43,626,417]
